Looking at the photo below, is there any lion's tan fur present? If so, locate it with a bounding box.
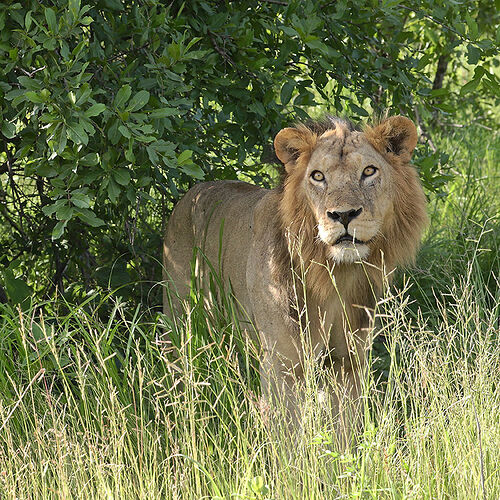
[163,115,428,429]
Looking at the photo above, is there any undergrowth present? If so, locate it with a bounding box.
[0,126,498,499]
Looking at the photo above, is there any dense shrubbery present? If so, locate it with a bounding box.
[0,0,498,304]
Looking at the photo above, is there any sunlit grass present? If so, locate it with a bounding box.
[0,126,498,499]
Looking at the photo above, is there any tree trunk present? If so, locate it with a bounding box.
[432,54,449,90]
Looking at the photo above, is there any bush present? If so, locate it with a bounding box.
[0,0,498,304]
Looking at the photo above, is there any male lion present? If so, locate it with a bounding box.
[163,115,427,432]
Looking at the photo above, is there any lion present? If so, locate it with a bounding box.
[163,115,428,434]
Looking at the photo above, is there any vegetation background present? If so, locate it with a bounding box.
[0,0,498,498]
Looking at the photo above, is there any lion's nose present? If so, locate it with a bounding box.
[327,207,363,228]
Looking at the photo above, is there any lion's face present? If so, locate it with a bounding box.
[275,116,427,268]
[303,132,394,263]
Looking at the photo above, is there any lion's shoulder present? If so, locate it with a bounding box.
[188,180,266,216]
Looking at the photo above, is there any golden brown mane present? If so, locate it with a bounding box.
[274,116,428,305]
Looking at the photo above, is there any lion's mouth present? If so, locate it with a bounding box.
[334,234,367,245]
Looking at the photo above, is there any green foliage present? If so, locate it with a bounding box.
[0,0,498,302]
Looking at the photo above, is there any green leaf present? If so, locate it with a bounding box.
[52,220,67,240]
[114,85,132,109]
[149,107,178,119]
[85,103,106,117]
[280,81,294,106]
[306,39,337,57]
[281,26,297,37]
[38,163,58,177]
[1,121,16,139]
[118,125,131,138]
[350,103,369,117]
[146,145,159,164]
[434,101,455,113]
[80,153,99,166]
[5,89,24,101]
[56,205,74,221]
[460,78,481,96]
[125,147,135,163]
[60,40,70,60]
[114,168,131,186]
[249,101,265,117]
[127,90,150,111]
[75,83,91,106]
[67,122,89,145]
[43,38,57,50]
[107,178,121,203]
[18,76,41,91]
[108,119,121,145]
[3,269,32,304]
[430,88,449,97]
[69,0,81,20]
[42,204,58,216]
[44,7,57,34]
[77,209,105,227]
[25,91,45,103]
[177,149,193,165]
[180,163,205,180]
[467,45,481,65]
[416,53,432,71]
[465,12,478,39]
[25,10,32,31]
[71,192,91,208]
[185,37,202,52]
[103,0,124,11]
[250,476,269,496]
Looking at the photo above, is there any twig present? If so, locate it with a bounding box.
[19,66,46,78]
[207,29,260,81]
[0,203,25,237]
[208,30,235,67]
[260,0,288,5]
[3,142,26,231]
[399,6,469,42]
[445,122,494,131]
[413,106,437,152]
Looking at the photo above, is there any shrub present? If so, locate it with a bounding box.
[0,0,498,303]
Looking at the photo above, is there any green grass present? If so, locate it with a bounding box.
[0,125,498,499]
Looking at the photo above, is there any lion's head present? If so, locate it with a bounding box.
[274,115,428,295]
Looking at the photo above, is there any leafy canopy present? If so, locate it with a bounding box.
[0,0,498,303]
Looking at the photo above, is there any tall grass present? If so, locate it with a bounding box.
[0,126,498,499]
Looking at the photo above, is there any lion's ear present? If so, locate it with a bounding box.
[369,116,418,160]
[274,127,314,172]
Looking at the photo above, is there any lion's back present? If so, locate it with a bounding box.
[163,180,269,313]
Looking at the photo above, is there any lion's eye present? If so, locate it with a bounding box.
[362,165,377,177]
[311,170,325,182]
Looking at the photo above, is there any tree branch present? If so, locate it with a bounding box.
[259,0,288,5]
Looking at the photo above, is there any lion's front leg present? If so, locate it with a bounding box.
[259,345,305,428]
[337,364,364,444]
[320,358,365,448]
